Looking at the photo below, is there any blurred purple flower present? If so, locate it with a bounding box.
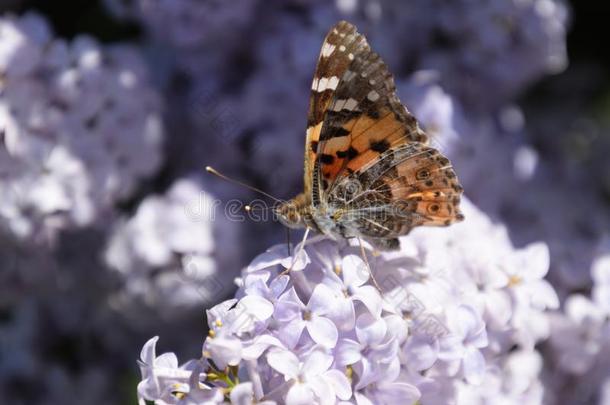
[105,176,241,317]
[0,12,163,243]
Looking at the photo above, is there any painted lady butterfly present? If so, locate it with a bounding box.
[275,21,464,251]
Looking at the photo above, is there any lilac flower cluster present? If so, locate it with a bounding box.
[415,0,569,107]
[103,0,259,76]
[546,253,610,404]
[104,176,241,318]
[0,12,163,243]
[137,199,559,404]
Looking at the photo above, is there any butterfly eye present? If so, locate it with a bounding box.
[416,169,430,181]
[427,204,440,214]
[288,210,301,223]
[276,203,304,229]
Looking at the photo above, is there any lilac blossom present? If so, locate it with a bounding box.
[137,336,223,405]
[104,176,241,318]
[545,251,610,404]
[267,348,351,404]
[274,285,339,349]
[136,198,561,404]
[0,12,163,243]
[437,305,489,385]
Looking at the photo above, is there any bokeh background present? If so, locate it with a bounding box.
[0,0,609,404]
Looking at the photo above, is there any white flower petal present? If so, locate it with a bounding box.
[522,242,550,280]
[354,392,375,405]
[242,334,284,360]
[307,315,338,348]
[267,349,300,379]
[324,369,352,400]
[374,381,421,405]
[328,296,355,331]
[403,335,439,371]
[155,352,178,369]
[335,339,362,366]
[342,254,369,287]
[384,314,409,345]
[240,295,274,322]
[352,285,382,317]
[308,376,334,405]
[592,255,610,284]
[278,318,306,349]
[230,382,255,405]
[566,294,605,323]
[308,284,337,315]
[355,312,387,346]
[303,350,333,377]
[206,335,242,368]
[529,280,559,310]
[286,383,314,405]
[248,246,288,272]
[462,346,486,385]
[140,336,159,364]
[483,290,512,327]
[281,248,310,271]
[270,275,290,298]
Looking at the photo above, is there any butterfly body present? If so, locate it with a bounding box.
[275,21,464,250]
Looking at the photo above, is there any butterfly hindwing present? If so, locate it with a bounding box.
[325,142,463,241]
[348,144,463,235]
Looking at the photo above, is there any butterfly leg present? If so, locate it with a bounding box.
[280,227,311,276]
[358,237,382,293]
[286,227,292,256]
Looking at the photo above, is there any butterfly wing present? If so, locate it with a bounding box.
[306,21,463,238]
[305,21,364,206]
[334,143,464,240]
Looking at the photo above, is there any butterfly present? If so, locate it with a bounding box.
[274,20,464,251]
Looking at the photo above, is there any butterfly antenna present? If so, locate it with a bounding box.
[205,166,284,204]
[244,205,274,213]
[286,228,292,256]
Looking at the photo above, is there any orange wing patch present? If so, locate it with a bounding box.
[380,146,464,227]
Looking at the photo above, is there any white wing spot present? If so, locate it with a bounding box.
[317,77,328,91]
[332,98,359,111]
[367,90,380,102]
[332,99,347,112]
[316,76,340,92]
[348,53,354,60]
[339,45,346,52]
[344,98,358,111]
[327,76,339,90]
[340,33,346,38]
[369,79,376,85]
[321,42,336,57]
[312,77,319,91]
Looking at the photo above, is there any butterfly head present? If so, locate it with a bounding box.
[275,195,309,229]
